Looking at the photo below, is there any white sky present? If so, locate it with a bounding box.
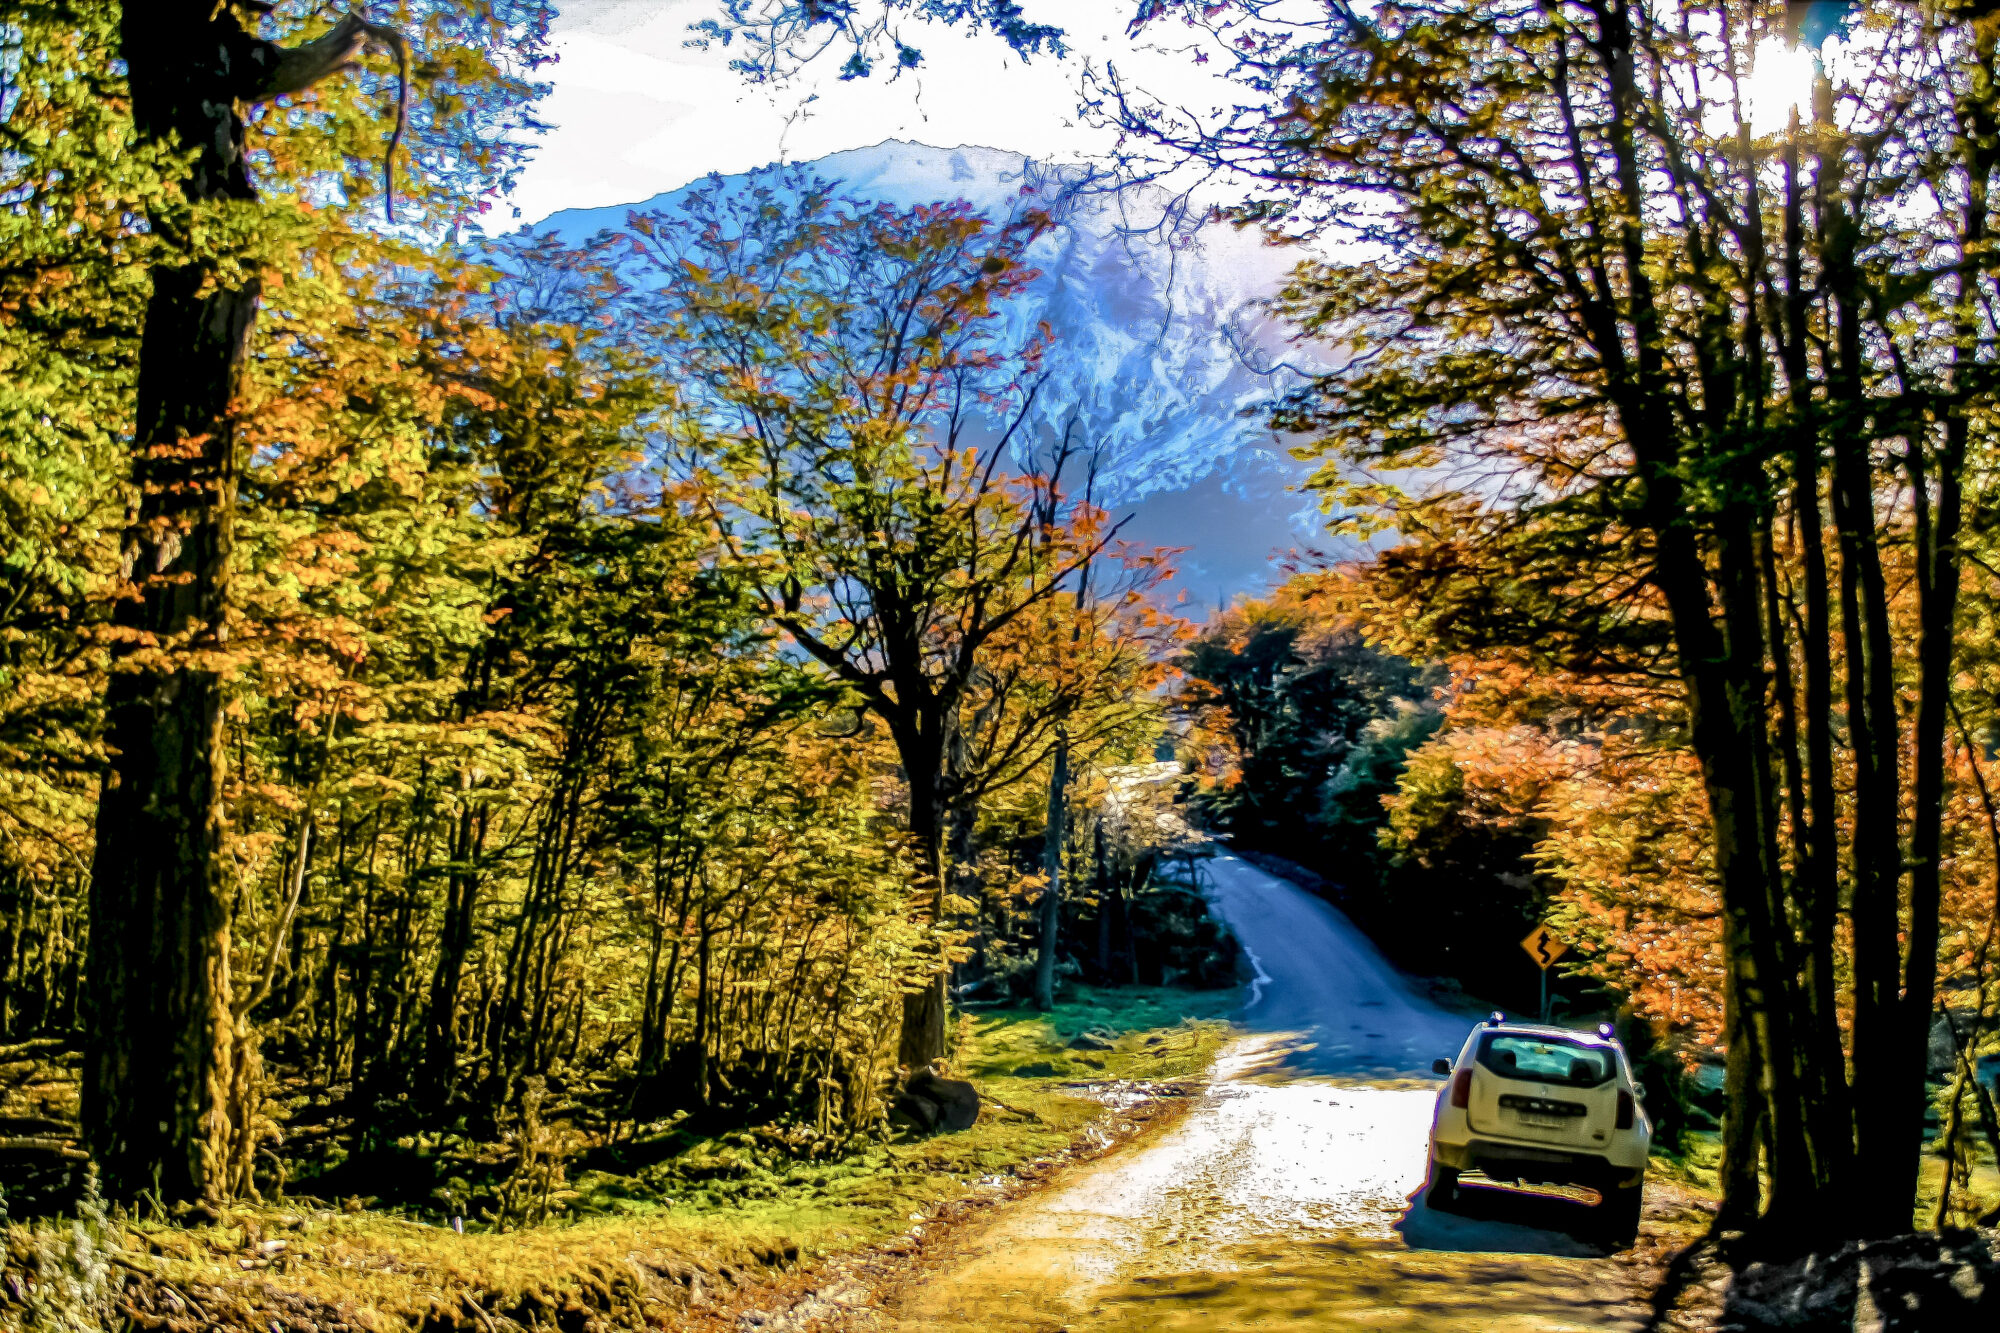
[504,0,1215,224]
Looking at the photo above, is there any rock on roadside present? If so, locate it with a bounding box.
[894,1071,980,1133]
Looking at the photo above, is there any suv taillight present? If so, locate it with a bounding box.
[1616,1090,1635,1130]
[1451,1068,1473,1109]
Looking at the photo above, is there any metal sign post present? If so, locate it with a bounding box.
[1519,923,1569,1023]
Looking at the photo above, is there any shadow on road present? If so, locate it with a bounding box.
[1718,1229,2000,1332]
[1218,1030,1451,1084]
[1394,1184,1607,1257]
[1083,1235,1647,1333]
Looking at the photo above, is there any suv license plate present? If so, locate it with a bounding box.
[1517,1112,1568,1128]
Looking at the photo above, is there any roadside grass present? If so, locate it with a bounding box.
[8,985,1238,1332]
[1913,1143,2000,1228]
[962,985,1241,1086]
[1646,1129,1722,1198]
[1649,1120,2000,1232]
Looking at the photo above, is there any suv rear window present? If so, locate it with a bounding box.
[1476,1033,1614,1087]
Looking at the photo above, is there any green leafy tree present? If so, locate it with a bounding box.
[2,0,553,1202]
[1180,579,1433,852]
[636,179,1130,1067]
[1112,0,1993,1240]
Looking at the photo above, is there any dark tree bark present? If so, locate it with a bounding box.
[1589,5,1820,1229]
[1770,126,1854,1185]
[896,762,951,1070]
[1811,88,1921,1228]
[1883,53,1987,1223]
[421,797,487,1107]
[1832,373,1906,1230]
[0,873,25,1037]
[694,896,714,1106]
[636,838,692,1080]
[86,5,393,1204]
[1033,731,1068,1012]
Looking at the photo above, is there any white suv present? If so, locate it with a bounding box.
[1425,1015,1651,1248]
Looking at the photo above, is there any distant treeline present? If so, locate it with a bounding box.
[1173,587,1552,1004]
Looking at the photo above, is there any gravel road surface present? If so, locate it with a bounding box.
[882,854,1651,1333]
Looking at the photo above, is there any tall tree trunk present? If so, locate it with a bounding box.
[1820,165,1908,1231]
[1889,88,1985,1223]
[1892,421,1963,1230]
[421,796,485,1107]
[1880,104,1992,1224]
[1034,731,1069,1011]
[84,13,258,1201]
[897,765,950,1070]
[1597,12,1839,1227]
[694,892,713,1108]
[1595,7,1803,1225]
[85,2,387,1206]
[1718,942,1764,1228]
[637,837,691,1080]
[1777,123,1854,1189]
[1625,412,1818,1230]
[1712,506,1826,1229]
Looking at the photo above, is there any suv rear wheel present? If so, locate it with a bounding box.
[1596,1182,1641,1250]
[1423,1157,1460,1210]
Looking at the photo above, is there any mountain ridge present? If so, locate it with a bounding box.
[528,139,1332,596]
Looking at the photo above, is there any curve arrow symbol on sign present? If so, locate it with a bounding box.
[1520,924,1568,970]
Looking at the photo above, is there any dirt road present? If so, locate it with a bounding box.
[882,854,1651,1332]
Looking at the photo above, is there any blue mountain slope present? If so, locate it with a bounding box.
[528,140,1337,597]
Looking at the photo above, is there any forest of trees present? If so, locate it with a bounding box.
[10,0,2000,1277]
[1123,0,2000,1246]
[1177,583,1556,1011]
[0,2,1219,1223]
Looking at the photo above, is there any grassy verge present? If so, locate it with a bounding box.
[1649,1125,2000,1232]
[4,986,1238,1332]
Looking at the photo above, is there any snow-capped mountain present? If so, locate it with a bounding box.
[529,140,1337,598]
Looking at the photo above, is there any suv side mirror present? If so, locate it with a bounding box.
[1432,1058,1453,1076]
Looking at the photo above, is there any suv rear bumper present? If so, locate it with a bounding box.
[1434,1137,1642,1189]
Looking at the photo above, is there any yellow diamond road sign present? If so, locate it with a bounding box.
[1521,924,1568,971]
